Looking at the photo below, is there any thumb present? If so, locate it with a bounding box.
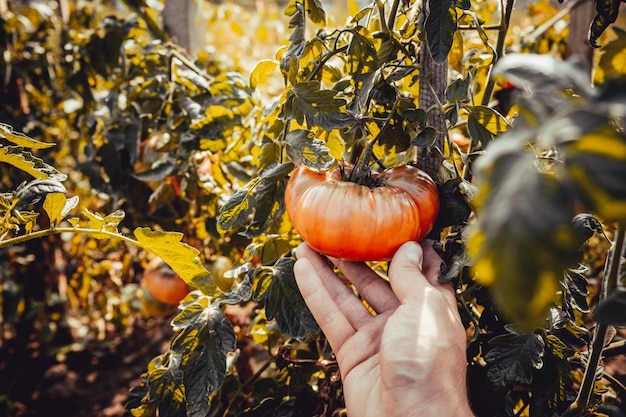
[387,241,428,302]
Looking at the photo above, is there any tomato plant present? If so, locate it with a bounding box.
[285,163,439,261]
[2,1,626,417]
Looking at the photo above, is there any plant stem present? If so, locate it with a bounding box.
[0,226,143,249]
[479,0,515,108]
[562,226,626,417]
[387,0,402,32]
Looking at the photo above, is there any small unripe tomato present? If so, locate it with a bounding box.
[208,256,235,292]
[285,163,439,261]
[142,263,190,305]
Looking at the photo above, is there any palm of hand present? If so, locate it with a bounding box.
[294,242,472,417]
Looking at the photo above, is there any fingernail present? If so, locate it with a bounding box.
[404,242,423,268]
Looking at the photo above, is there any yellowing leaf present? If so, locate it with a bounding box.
[0,123,54,149]
[133,227,218,296]
[43,193,67,226]
[250,59,279,89]
[0,146,67,181]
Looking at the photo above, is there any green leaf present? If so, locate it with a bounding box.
[590,0,622,48]
[410,126,439,148]
[285,129,335,170]
[170,300,236,416]
[563,267,591,314]
[252,256,320,340]
[563,126,626,222]
[281,2,306,83]
[43,193,67,226]
[0,145,67,181]
[0,123,55,149]
[250,59,279,89]
[468,140,581,329]
[346,27,379,76]
[592,290,626,326]
[484,327,545,389]
[217,163,294,236]
[133,227,218,297]
[15,179,67,209]
[82,208,125,234]
[425,0,458,64]
[467,106,509,146]
[445,75,471,102]
[305,0,326,26]
[282,81,354,130]
[529,334,571,414]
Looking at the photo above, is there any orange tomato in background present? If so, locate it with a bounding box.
[142,262,190,305]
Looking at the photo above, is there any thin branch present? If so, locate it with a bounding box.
[0,226,143,249]
[562,226,626,417]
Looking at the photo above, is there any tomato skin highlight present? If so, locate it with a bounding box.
[285,164,440,261]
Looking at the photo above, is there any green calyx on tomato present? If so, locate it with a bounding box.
[285,163,439,262]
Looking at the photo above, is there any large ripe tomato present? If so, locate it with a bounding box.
[285,163,439,261]
[142,264,190,305]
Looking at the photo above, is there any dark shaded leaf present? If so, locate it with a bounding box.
[252,257,320,340]
[171,301,236,415]
[571,213,603,245]
[590,0,622,48]
[592,290,626,326]
[425,0,458,64]
[410,126,439,148]
[563,267,591,314]
[468,139,581,329]
[485,328,545,389]
[281,2,306,83]
[446,76,471,102]
[15,179,67,209]
[285,129,335,170]
[217,163,294,235]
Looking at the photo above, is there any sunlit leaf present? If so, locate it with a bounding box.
[305,0,326,26]
[467,105,509,146]
[250,59,279,89]
[134,227,217,296]
[347,27,379,75]
[43,193,67,226]
[0,146,67,181]
[285,129,335,170]
[0,123,55,149]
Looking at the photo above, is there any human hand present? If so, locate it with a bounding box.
[294,241,474,417]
